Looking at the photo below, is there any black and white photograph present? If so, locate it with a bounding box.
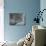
[9,13,26,25]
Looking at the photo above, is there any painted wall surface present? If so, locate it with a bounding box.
[40,0,46,27]
[4,0,40,42]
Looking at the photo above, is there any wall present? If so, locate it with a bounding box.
[4,0,40,42]
[40,0,46,27]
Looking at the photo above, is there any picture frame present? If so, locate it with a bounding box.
[9,13,26,26]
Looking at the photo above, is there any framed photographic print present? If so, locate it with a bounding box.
[9,13,26,26]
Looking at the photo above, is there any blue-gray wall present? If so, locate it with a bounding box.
[40,0,46,27]
[4,0,40,42]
